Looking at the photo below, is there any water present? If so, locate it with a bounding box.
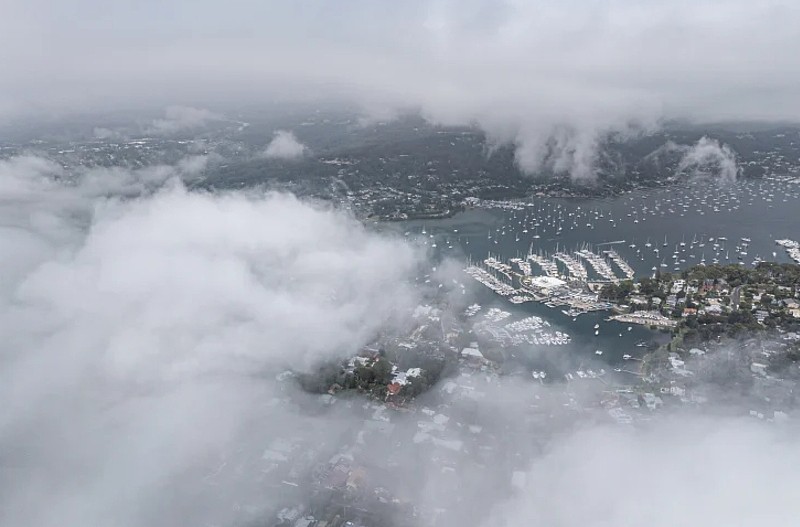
[395,175,800,369]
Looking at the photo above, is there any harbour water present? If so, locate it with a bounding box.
[393,175,800,369]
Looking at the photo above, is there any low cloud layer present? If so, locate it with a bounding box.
[3,1,799,179]
[262,130,307,159]
[148,106,223,135]
[0,157,421,526]
[2,156,798,527]
[646,136,741,182]
[678,136,740,182]
[496,416,798,527]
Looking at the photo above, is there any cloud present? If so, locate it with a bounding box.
[3,1,800,180]
[176,153,220,175]
[644,136,740,182]
[261,130,307,159]
[92,126,120,140]
[1,153,798,526]
[493,415,799,527]
[0,157,421,525]
[678,136,740,183]
[148,106,223,135]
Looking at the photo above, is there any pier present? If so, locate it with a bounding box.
[465,248,632,315]
[576,249,618,282]
[553,252,589,281]
[608,311,677,328]
[776,239,800,264]
[606,249,636,280]
[528,253,560,278]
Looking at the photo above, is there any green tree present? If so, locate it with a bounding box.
[373,359,393,384]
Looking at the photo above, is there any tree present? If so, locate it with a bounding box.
[356,365,375,385]
[373,359,393,384]
[639,278,659,296]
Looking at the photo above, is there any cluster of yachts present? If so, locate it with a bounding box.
[625,234,762,274]
[463,265,516,297]
[465,248,627,315]
[440,174,799,272]
[466,306,572,347]
[479,246,636,284]
[776,239,800,264]
[475,314,572,347]
[470,175,798,249]
[464,304,571,347]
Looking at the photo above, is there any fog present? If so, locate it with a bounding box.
[0,157,421,525]
[4,1,800,178]
[0,155,798,526]
[148,106,225,135]
[262,131,308,160]
[645,137,741,182]
[3,1,800,524]
[495,416,799,526]
[678,137,741,183]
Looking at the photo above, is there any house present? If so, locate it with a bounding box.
[346,467,367,491]
[325,462,351,489]
[666,294,678,307]
[671,280,686,294]
[461,346,485,365]
[702,304,724,315]
[386,383,402,396]
[639,392,663,411]
[682,307,697,317]
[783,299,800,310]
[629,295,649,306]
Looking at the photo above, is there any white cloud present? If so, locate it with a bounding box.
[2,1,799,179]
[148,105,222,135]
[0,157,421,525]
[92,126,119,140]
[262,130,307,159]
[678,136,740,183]
[1,156,798,525]
[644,136,741,182]
[494,416,799,527]
[176,153,216,175]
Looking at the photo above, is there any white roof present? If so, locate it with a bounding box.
[461,347,484,358]
[530,276,566,288]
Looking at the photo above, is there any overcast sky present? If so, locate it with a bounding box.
[3,5,800,524]
[4,0,799,178]
[4,0,800,123]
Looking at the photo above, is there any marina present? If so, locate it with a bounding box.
[609,311,678,329]
[776,239,800,264]
[465,245,626,315]
[404,175,800,280]
[470,308,572,347]
[394,173,800,362]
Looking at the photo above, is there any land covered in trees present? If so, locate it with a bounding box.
[601,263,800,347]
